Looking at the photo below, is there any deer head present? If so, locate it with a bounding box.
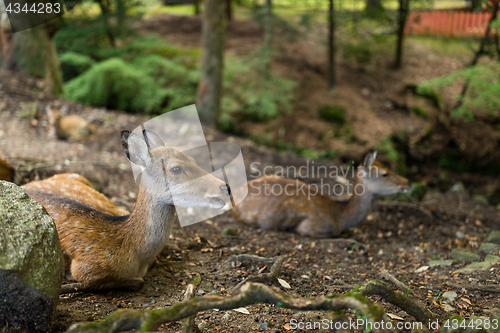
[121,130,229,209]
[358,151,410,195]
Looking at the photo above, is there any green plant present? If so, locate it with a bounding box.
[59,52,96,82]
[417,63,500,120]
[64,58,167,113]
[318,105,346,123]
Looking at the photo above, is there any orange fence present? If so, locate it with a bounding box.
[405,9,498,37]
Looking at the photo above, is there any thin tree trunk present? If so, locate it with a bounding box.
[3,22,64,95]
[96,0,115,47]
[470,0,482,11]
[194,0,201,15]
[365,0,383,17]
[328,0,335,89]
[394,0,409,69]
[226,0,232,21]
[263,0,272,82]
[196,0,227,127]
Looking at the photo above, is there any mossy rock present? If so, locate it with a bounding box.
[0,181,64,332]
[451,248,480,262]
[486,230,500,244]
[478,243,500,255]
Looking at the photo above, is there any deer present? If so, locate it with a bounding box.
[22,130,230,293]
[232,152,410,238]
[46,105,95,142]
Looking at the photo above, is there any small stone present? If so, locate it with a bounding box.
[259,322,268,330]
[484,254,500,264]
[222,312,230,321]
[222,228,238,236]
[456,261,492,274]
[442,291,458,302]
[428,259,454,267]
[451,248,480,262]
[415,266,429,273]
[456,231,465,239]
[486,231,500,244]
[478,243,500,255]
[442,303,455,312]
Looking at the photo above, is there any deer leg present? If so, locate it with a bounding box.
[60,278,144,294]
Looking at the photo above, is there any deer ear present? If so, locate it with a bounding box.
[122,130,151,169]
[142,129,165,149]
[363,151,375,168]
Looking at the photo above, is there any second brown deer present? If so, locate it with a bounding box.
[232,152,410,238]
[23,130,230,292]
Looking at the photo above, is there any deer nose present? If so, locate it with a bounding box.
[220,184,231,196]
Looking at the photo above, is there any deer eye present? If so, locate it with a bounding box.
[170,167,183,175]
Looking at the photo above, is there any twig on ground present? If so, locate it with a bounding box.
[446,281,500,293]
[182,279,201,333]
[226,255,283,293]
[375,201,433,220]
[347,280,437,323]
[65,282,395,333]
[380,269,412,294]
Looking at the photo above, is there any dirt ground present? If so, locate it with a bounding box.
[0,13,499,333]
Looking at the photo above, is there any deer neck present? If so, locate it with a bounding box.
[122,186,175,260]
[334,175,374,230]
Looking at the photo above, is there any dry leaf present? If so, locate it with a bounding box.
[278,278,291,289]
[387,313,404,320]
[233,307,250,314]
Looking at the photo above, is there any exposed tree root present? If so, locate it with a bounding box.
[347,280,437,323]
[182,282,201,333]
[375,201,433,221]
[65,282,396,333]
[226,254,284,293]
[380,269,412,294]
[446,281,500,293]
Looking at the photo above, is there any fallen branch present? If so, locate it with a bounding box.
[375,201,433,220]
[226,255,283,293]
[182,278,201,333]
[347,280,437,323]
[446,281,500,293]
[380,269,412,294]
[65,282,395,333]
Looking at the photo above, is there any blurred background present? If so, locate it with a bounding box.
[0,0,499,205]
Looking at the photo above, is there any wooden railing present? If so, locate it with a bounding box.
[405,9,498,37]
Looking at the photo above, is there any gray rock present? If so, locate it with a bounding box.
[478,243,500,255]
[442,291,457,302]
[0,181,64,332]
[428,259,454,267]
[456,261,492,274]
[485,254,500,264]
[451,248,480,262]
[486,230,500,244]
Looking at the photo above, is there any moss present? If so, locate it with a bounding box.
[411,105,431,119]
[59,52,96,82]
[318,105,346,124]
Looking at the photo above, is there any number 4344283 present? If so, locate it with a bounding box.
[5,2,61,14]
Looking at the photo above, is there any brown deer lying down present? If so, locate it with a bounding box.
[46,105,95,142]
[232,152,410,238]
[23,130,229,292]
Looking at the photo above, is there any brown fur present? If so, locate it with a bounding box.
[46,107,95,142]
[232,155,410,238]
[22,132,228,291]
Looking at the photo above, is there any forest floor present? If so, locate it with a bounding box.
[0,13,499,333]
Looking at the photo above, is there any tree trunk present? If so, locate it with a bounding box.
[470,0,482,11]
[365,0,383,17]
[1,22,64,95]
[194,0,201,15]
[196,0,227,127]
[226,0,232,21]
[394,0,409,69]
[328,0,335,89]
[263,0,272,82]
